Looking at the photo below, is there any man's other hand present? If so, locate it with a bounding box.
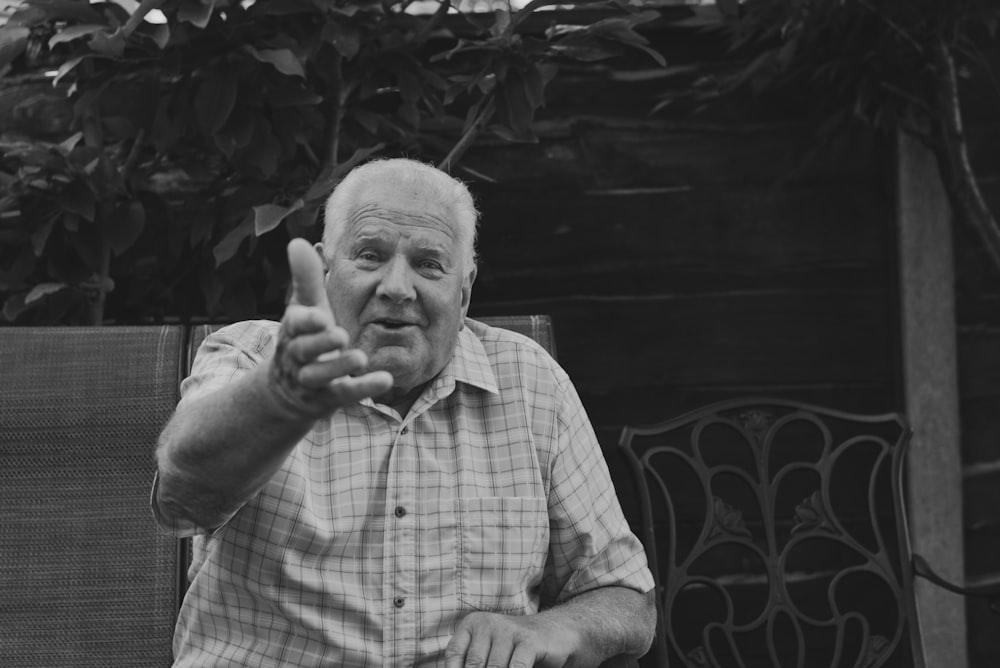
[444,611,587,668]
[270,238,393,418]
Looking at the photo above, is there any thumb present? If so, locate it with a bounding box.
[287,238,331,311]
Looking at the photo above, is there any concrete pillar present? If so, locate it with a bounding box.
[896,129,968,666]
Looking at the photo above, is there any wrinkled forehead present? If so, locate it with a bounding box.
[335,181,467,252]
[345,215,458,258]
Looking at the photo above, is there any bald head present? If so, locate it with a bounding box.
[322,158,479,270]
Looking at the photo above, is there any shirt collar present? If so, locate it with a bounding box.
[434,322,499,395]
[357,321,499,417]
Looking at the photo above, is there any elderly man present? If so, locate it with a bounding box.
[152,158,655,667]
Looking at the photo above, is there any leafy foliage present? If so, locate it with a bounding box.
[0,0,662,324]
[657,0,1000,272]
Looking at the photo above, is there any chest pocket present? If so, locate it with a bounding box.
[457,496,549,614]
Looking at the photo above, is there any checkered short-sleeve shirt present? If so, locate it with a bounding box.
[152,318,653,666]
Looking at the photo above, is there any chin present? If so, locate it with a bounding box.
[368,350,422,381]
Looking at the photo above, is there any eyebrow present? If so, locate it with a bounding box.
[348,230,454,262]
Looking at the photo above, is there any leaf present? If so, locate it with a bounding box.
[497,72,533,135]
[9,0,104,27]
[53,55,85,85]
[717,0,740,19]
[30,212,58,256]
[302,143,384,202]
[106,200,146,255]
[521,64,546,111]
[239,115,281,177]
[25,282,68,305]
[137,21,170,49]
[252,199,303,236]
[178,0,215,28]
[212,214,253,266]
[267,82,322,108]
[0,25,30,72]
[330,22,362,60]
[2,294,28,322]
[60,180,96,221]
[89,27,126,57]
[195,67,238,136]
[57,132,84,154]
[48,23,105,48]
[244,46,305,78]
[252,0,317,16]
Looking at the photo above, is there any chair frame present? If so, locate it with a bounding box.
[619,397,924,668]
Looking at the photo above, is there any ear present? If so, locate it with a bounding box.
[313,242,329,272]
[460,265,477,317]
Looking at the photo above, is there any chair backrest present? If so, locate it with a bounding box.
[619,398,922,668]
[0,326,185,668]
[188,315,557,363]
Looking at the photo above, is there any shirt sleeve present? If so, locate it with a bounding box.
[541,372,655,605]
[150,321,278,537]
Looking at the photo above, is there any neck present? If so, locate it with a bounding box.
[379,382,428,417]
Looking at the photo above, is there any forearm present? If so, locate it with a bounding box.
[538,586,656,664]
[155,362,314,531]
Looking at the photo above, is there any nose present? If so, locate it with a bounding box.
[375,254,416,303]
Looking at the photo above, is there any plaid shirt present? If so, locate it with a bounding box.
[152,318,653,667]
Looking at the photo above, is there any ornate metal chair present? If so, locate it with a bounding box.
[619,398,924,668]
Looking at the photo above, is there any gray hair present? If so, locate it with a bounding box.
[322,158,479,270]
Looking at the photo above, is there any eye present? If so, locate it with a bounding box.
[419,259,444,272]
[355,249,381,263]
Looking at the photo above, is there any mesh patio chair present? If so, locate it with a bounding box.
[0,326,185,667]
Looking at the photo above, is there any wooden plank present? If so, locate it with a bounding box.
[470,289,893,391]
[896,129,968,666]
[584,383,896,435]
[962,468,1000,577]
[473,183,890,297]
[958,328,1000,466]
[463,123,883,188]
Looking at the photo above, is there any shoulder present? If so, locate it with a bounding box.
[199,320,281,362]
[463,317,570,394]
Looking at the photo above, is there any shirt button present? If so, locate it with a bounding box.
[394,506,407,518]
[400,426,409,435]
[393,596,405,608]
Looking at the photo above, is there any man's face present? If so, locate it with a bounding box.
[324,180,475,395]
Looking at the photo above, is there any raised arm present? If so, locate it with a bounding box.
[154,239,393,532]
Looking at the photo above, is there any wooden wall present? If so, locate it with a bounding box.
[955,73,1000,665]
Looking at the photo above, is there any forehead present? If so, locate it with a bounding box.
[341,182,461,248]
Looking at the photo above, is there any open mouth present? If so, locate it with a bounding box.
[373,319,413,330]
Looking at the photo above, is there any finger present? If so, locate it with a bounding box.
[326,371,394,403]
[287,238,332,311]
[282,304,334,339]
[297,349,368,388]
[508,643,537,668]
[283,328,350,365]
[484,636,514,668]
[444,624,473,668]
[463,629,492,668]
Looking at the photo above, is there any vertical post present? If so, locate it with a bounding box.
[896,128,968,666]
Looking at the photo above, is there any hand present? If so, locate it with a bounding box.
[269,238,392,418]
[444,611,585,668]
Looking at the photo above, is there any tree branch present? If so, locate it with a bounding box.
[931,38,1000,273]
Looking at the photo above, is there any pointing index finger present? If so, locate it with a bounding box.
[287,238,332,314]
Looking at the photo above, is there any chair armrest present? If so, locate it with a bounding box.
[913,553,1000,615]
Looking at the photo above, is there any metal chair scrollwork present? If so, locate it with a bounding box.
[619,398,924,668]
